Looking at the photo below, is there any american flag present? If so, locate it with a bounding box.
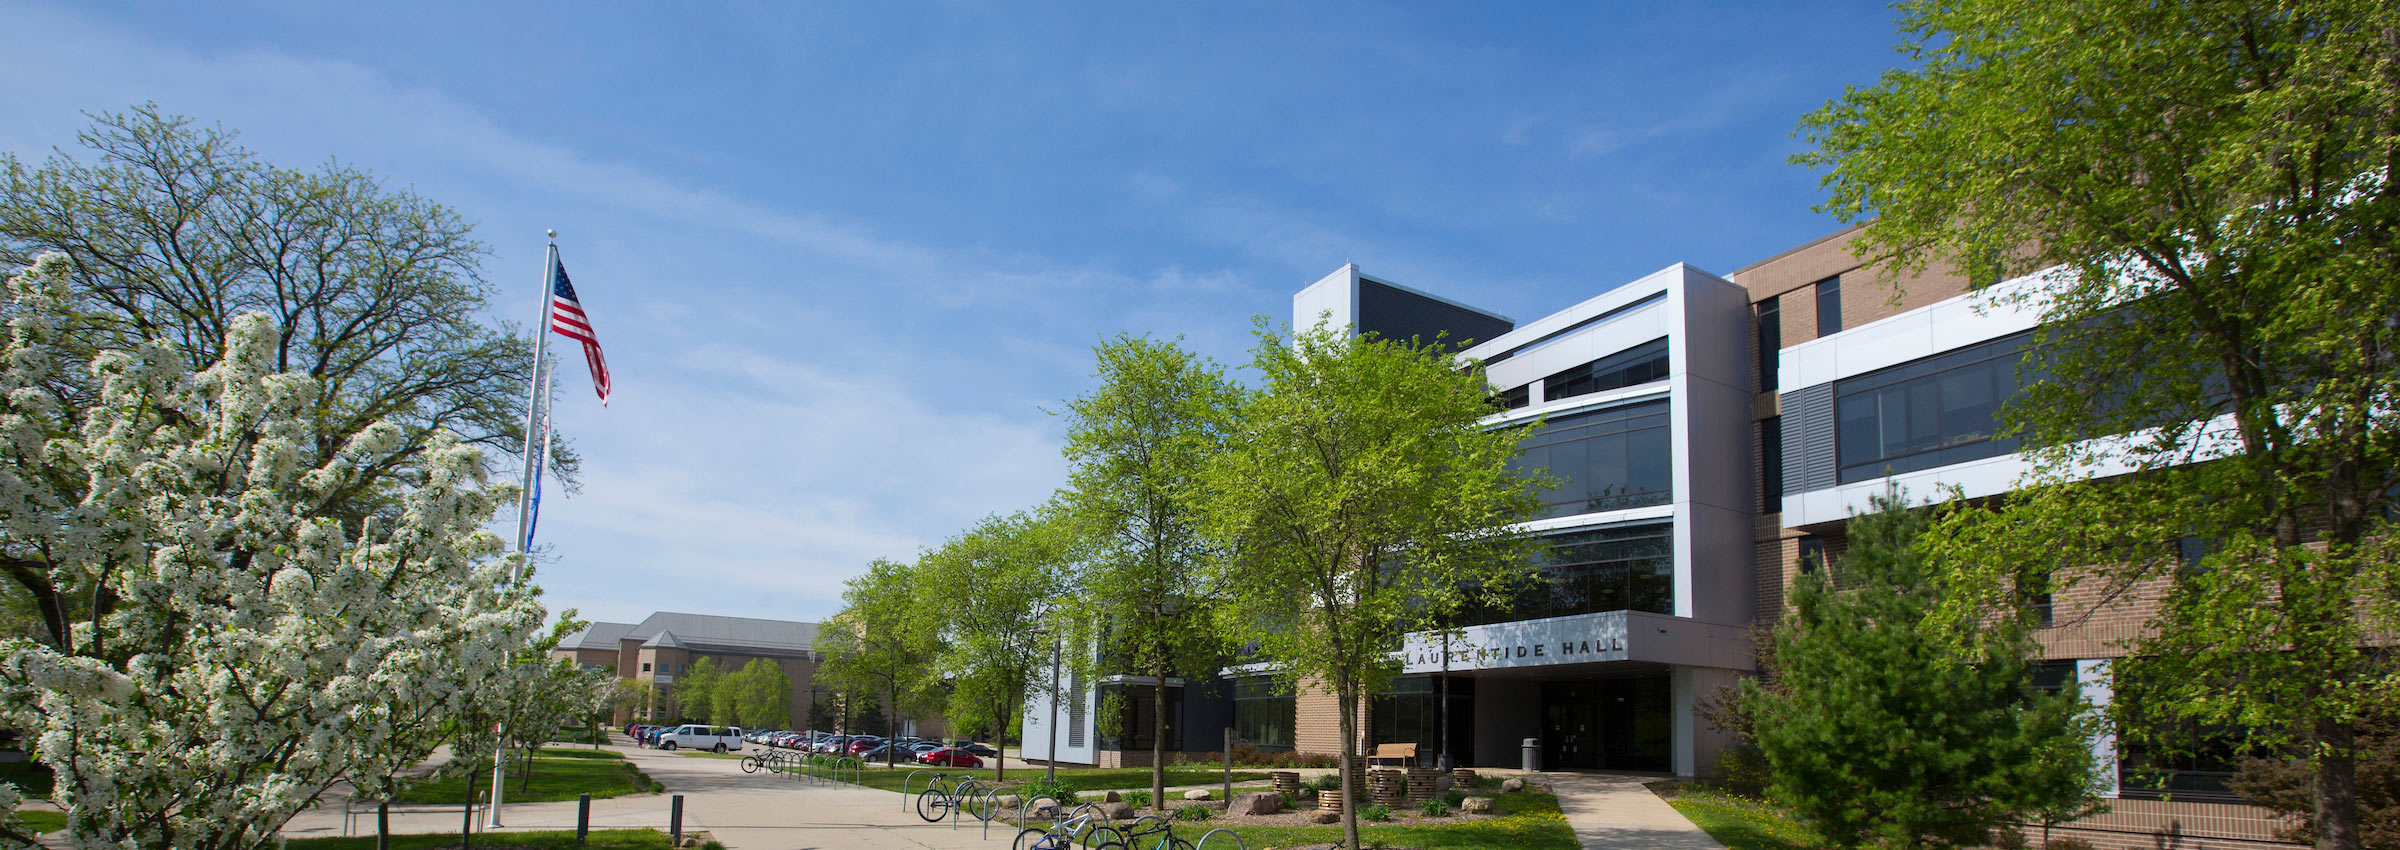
[550,261,610,405]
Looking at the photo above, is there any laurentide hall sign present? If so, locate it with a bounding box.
[1399,609,1754,674]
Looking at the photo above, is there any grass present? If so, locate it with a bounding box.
[16,810,61,834]
[392,754,655,805]
[1034,791,1577,850]
[1657,786,1817,850]
[531,747,625,760]
[844,765,1271,794]
[284,829,670,850]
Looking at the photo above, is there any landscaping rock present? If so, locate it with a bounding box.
[1309,810,1340,824]
[1229,791,1282,815]
[996,795,1019,808]
[1028,803,1059,819]
[1500,777,1526,793]
[1183,789,1211,800]
[1296,787,1316,801]
[1099,801,1135,820]
[1462,796,1496,814]
[1103,790,1122,803]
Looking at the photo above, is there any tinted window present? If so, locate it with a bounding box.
[1834,331,2031,483]
[1760,417,1783,512]
[1455,523,1673,626]
[1756,297,1780,392]
[1816,277,1843,336]
[1509,401,1672,518]
[1543,338,1669,402]
[1495,384,1531,411]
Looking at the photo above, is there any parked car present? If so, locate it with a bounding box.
[958,742,998,757]
[658,724,746,752]
[919,747,983,768]
[845,737,884,756]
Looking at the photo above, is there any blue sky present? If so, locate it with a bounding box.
[1,0,1903,626]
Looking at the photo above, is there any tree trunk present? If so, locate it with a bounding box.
[996,691,1011,781]
[1337,684,1361,850]
[2315,716,2360,850]
[1152,663,1168,813]
[519,745,532,793]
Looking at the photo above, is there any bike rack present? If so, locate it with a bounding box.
[1016,794,1060,826]
[903,769,945,811]
[1193,828,1247,850]
[974,784,1010,839]
[947,779,982,830]
[837,756,863,784]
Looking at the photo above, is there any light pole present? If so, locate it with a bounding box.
[1439,630,1452,771]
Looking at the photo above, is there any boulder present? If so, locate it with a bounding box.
[996,795,1019,809]
[1461,796,1496,815]
[1099,801,1135,821]
[1027,803,1060,819]
[1309,810,1340,824]
[1500,777,1526,793]
[1103,790,1122,803]
[1183,789,1211,800]
[1229,791,1282,816]
[1295,787,1316,801]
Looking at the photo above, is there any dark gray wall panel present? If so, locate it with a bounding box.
[1783,383,1836,493]
[1359,279,1513,349]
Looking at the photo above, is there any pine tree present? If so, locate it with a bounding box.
[1743,491,2100,850]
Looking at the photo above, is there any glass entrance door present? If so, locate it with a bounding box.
[1540,674,1672,772]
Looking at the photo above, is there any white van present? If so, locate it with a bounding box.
[657,724,745,752]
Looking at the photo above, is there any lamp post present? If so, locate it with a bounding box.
[1438,630,1452,771]
[1047,635,1063,782]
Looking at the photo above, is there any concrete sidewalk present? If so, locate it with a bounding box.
[1541,772,1729,850]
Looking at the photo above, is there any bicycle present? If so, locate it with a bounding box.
[916,773,984,822]
[1012,809,1122,850]
[1097,814,1193,850]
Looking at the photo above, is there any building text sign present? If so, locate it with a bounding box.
[1400,611,1630,673]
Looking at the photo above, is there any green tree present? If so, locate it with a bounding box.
[806,693,836,732]
[1198,320,1543,849]
[677,658,723,724]
[818,558,940,765]
[734,659,792,731]
[920,509,1075,781]
[1742,491,2101,850]
[1058,334,1240,805]
[1799,4,2400,847]
[708,659,742,727]
[853,697,888,742]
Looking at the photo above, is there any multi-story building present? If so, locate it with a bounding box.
[554,611,860,731]
[1022,230,2295,850]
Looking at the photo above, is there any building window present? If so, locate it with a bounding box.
[1797,536,1826,575]
[1370,675,1473,765]
[1760,417,1783,512]
[2176,535,2215,577]
[1494,384,1531,411]
[1509,400,1671,518]
[1100,685,1181,751]
[1756,297,1780,392]
[1233,678,1295,749]
[1815,276,1843,337]
[1456,523,1672,626]
[1834,331,2031,483]
[642,662,652,673]
[1542,338,1668,402]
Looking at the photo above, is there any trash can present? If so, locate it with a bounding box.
[1521,738,1540,772]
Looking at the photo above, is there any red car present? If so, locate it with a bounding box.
[846,737,884,756]
[918,747,984,768]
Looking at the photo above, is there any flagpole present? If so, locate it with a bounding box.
[494,231,558,832]
[512,233,560,562]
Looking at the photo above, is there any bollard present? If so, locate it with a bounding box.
[576,794,591,845]
[670,794,684,845]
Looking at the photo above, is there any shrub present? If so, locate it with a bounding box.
[1305,773,1342,792]
[1175,805,1213,821]
[1358,804,1392,822]
[1418,797,1449,817]
[1020,777,1080,806]
[1440,790,1465,808]
[1122,790,1152,808]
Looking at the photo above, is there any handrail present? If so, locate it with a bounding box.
[1193,827,1247,850]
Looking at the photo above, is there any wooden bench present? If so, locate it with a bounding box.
[1367,742,1417,768]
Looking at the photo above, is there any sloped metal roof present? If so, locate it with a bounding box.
[557,621,637,651]
[643,630,687,649]
[623,611,818,655]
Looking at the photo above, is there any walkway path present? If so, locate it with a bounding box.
[1542,772,1729,850]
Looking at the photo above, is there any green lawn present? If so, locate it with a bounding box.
[285,829,670,850]
[531,747,626,760]
[1031,791,1574,850]
[16,810,61,834]
[1658,787,1817,850]
[846,765,1269,794]
[393,754,655,805]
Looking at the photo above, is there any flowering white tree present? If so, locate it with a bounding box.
[0,254,548,850]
